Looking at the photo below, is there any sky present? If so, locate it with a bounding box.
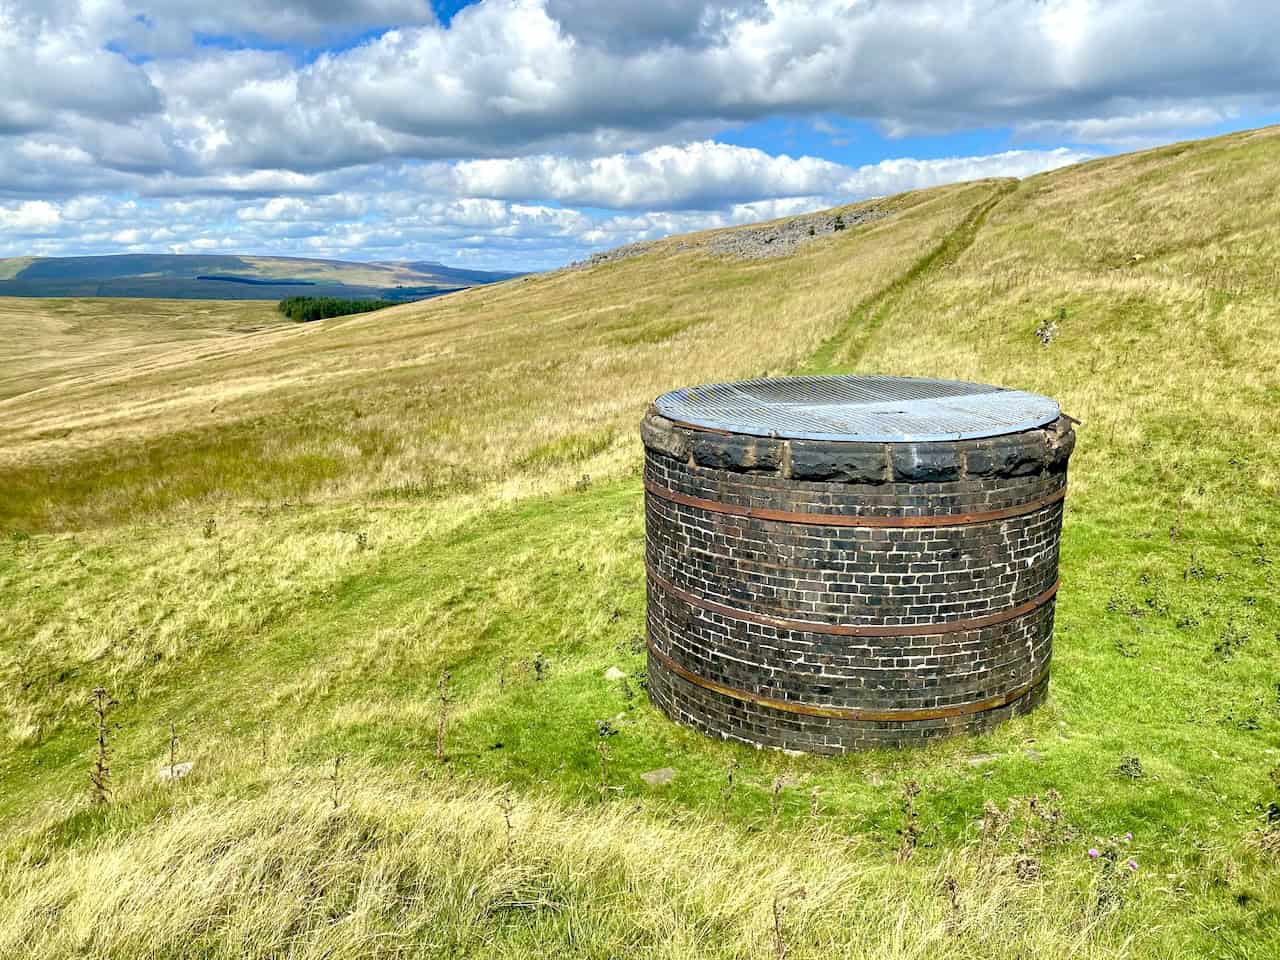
[1,0,1277,271]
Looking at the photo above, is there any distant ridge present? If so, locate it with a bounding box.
[196,275,316,286]
[394,261,525,285]
[0,253,523,301]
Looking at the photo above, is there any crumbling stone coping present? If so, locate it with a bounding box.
[642,407,1076,485]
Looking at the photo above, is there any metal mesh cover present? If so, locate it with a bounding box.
[653,375,1059,442]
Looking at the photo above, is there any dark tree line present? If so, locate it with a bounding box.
[277,296,397,323]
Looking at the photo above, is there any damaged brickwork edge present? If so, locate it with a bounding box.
[641,408,1075,484]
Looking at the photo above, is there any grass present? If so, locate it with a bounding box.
[0,125,1278,957]
[0,770,1174,959]
[0,297,284,402]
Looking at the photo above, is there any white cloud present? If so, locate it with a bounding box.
[0,200,63,232]
[272,0,1268,156]
[236,195,368,223]
[0,142,1092,268]
[6,0,1263,179]
[0,0,1271,269]
[4,0,435,55]
[835,148,1093,196]
[439,142,1091,211]
[1018,106,1234,147]
[0,2,160,132]
[544,0,764,52]
[442,142,847,209]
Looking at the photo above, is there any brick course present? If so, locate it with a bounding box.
[642,407,1074,753]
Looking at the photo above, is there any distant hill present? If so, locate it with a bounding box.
[0,254,522,301]
[392,260,525,285]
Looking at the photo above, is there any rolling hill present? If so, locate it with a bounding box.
[0,125,1277,959]
[0,254,522,301]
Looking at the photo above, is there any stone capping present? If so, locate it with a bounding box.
[640,407,1075,484]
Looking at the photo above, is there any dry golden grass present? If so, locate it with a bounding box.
[0,759,1160,960]
[0,297,283,403]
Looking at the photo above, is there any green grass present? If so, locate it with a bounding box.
[0,126,1278,958]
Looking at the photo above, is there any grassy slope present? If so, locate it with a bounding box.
[0,297,284,402]
[0,129,1278,958]
[236,255,459,287]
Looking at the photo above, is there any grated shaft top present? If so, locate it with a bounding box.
[653,374,1059,442]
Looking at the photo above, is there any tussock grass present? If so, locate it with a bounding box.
[0,763,1169,959]
[1,126,1279,958]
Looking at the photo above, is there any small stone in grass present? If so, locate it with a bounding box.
[157,761,194,783]
[604,666,627,681]
[640,767,677,787]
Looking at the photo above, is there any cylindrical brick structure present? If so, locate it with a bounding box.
[642,375,1075,754]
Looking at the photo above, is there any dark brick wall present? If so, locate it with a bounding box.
[647,654,1050,755]
[642,410,1074,753]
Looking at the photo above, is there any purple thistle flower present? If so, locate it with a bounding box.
[1126,859,1138,872]
[1088,848,1100,859]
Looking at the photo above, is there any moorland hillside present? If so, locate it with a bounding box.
[0,125,1277,959]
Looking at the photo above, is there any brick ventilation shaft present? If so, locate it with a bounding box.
[641,375,1076,754]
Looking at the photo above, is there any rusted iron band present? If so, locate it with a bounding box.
[647,563,1059,638]
[647,637,1051,722]
[644,477,1066,528]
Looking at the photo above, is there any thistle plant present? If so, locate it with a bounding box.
[329,755,344,810]
[897,780,922,863]
[89,687,117,805]
[167,719,179,782]
[772,894,789,960]
[436,671,453,763]
[943,875,961,931]
[721,758,739,810]
[497,791,516,860]
[770,777,786,826]
[596,740,610,800]
[772,886,806,960]
[1087,833,1140,914]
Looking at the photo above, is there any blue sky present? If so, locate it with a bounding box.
[1,1,1276,270]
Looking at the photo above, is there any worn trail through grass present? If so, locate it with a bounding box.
[805,179,1016,374]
